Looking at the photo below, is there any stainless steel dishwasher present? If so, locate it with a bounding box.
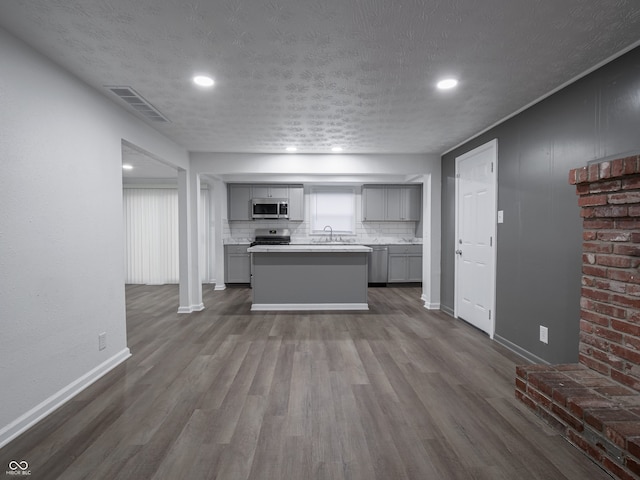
[367,245,388,284]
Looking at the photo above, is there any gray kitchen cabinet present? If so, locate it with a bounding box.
[224,245,251,283]
[252,185,288,198]
[387,244,422,283]
[362,185,421,221]
[362,186,386,221]
[227,184,251,221]
[288,185,304,221]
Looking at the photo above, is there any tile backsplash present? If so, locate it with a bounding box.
[223,219,420,244]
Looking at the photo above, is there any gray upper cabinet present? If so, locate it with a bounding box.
[227,184,252,221]
[362,186,386,221]
[252,185,288,198]
[288,185,304,221]
[363,185,421,221]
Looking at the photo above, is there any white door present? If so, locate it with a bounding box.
[455,140,497,337]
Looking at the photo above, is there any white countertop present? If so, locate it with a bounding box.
[248,244,373,253]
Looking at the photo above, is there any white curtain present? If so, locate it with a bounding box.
[123,187,210,284]
[123,188,179,284]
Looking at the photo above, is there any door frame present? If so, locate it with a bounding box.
[454,139,498,338]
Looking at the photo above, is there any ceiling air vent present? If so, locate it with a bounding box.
[105,86,170,123]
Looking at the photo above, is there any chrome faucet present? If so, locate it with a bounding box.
[323,225,333,242]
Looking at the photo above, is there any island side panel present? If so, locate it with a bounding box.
[251,252,368,305]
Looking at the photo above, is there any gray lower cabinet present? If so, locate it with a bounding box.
[387,245,422,283]
[224,245,251,283]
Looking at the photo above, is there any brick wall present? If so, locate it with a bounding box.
[569,155,640,391]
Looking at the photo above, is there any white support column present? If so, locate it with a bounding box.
[177,168,193,313]
[421,173,442,310]
[189,171,204,311]
[213,178,226,290]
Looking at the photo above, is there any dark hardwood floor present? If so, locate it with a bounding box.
[1,285,611,479]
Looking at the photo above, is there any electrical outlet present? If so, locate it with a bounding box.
[497,210,504,223]
[539,326,548,344]
[98,332,107,351]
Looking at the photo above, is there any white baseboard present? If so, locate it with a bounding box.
[0,348,131,449]
[192,303,205,312]
[420,293,440,310]
[214,283,226,291]
[177,306,192,313]
[251,303,369,311]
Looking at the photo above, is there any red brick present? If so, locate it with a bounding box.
[606,421,640,448]
[567,429,603,462]
[628,436,640,460]
[581,298,627,319]
[584,408,639,431]
[569,396,618,418]
[515,377,526,392]
[612,158,625,177]
[581,207,595,218]
[610,345,640,367]
[580,319,595,333]
[627,284,640,297]
[629,205,640,217]
[577,183,591,195]
[633,233,640,243]
[594,385,636,397]
[583,253,597,264]
[576,166,589,183]
[611,369,640,392]
[593,205,629,217]
[600,161,612,180]
[603,456,637,480]
[597,255,634,268]
[568,169,578,185]
[598,231,632,242]
[581,309,611,326]
[515,390,536,411]
[616,219,640,230]
[613,245,640,256]
[583,241,613,253]
[591,180,622,193]
[612,320,640,337]
[552,385,592,406]
[579,194,608,206]
[624,156,640,175]
[625,336,640,351]
[609,192,640,204]
[622,176,640,190]
[537,407,568,434]
[594,326,624,343]
[583,265,608,278]
[526,385,553,409]
[582,287,611,302]
[585,219,615,229]
[584,230,597,241]
[589,163,600,182]
[592,349,625,370]
[608,269,640,284]
[515,364,551,379]
[626,456,640,476]
[612,293,640,309]
[552,404,584,431]
[579,353,610,375]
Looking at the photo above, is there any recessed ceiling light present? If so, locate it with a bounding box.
[331,146,343,152]
[122,164,133,170]
[285,146,297,152]
[193,75,215,87]
[436,78,458,90]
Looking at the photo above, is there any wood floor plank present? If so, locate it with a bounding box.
[0,285,612,480]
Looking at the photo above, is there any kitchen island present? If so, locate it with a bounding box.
[247,244,372,311]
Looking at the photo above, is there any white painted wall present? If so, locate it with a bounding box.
[0,27,188,447]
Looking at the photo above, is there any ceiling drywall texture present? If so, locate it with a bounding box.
[1,0,640,155]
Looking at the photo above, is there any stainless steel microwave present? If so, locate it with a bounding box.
[251,198,289,219]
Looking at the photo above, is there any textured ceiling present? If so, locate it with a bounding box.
[1,0,640,155]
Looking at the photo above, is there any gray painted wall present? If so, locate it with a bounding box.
[441,47,640,364]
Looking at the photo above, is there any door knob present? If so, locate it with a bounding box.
[455,249,463,255]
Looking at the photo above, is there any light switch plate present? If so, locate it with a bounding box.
[497,210,504,223]
[539,326,548,344]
